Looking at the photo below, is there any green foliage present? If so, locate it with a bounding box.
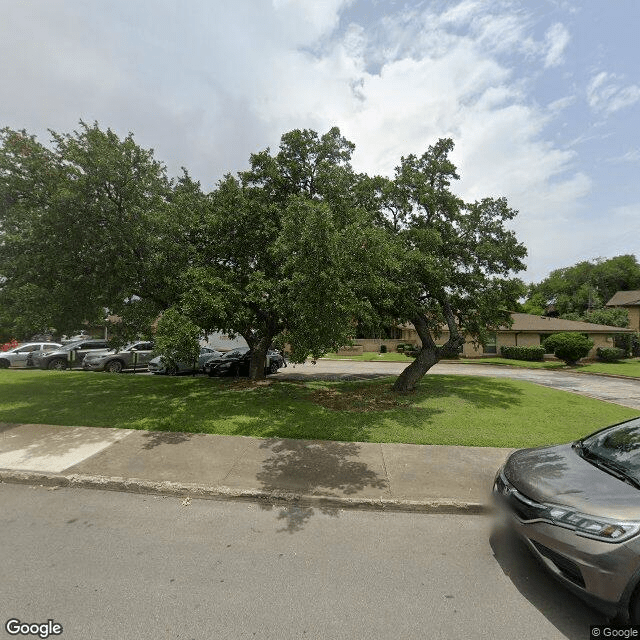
[379,344,387,353]
[153,308,202,368]
[372,139,527,391]
[500,345,545,361]
[525,255,640,316]
[543,332,594,365]
[0,122,179,337]
[583,308,630,327]
[596,347,626,362]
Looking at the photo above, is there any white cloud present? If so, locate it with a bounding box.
[587,72,640,115]
[0,0,617,283]
[543,23,570,67]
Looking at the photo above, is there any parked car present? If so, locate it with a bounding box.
[494,416,640,622]
[0,342,62,368]
[32,339,110,370]
[148,347,223,375]
[204,348,285,377]
[82,341,155,373]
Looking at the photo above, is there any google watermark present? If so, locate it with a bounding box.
[5,619,63,638]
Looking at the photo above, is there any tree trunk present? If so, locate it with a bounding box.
[392,345,439,392]
[248,336,271,380]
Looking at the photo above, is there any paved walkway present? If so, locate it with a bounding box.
[0,422,512,513]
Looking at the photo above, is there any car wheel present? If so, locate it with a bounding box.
[106,360,124,373]
[269,361,279,374]
[48,358,67,371]
[166,364,179,376]
[0,359,10,369]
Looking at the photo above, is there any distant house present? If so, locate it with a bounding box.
[353,312,634,357]
[606,290,640,332]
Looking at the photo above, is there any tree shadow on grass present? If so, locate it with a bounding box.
[253,438,389,534]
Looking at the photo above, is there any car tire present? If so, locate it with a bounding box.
[48,358,67,371]
[166,364,179,376]
[0,359,10,369]
[269,362,279,374]
[106,360,124,373]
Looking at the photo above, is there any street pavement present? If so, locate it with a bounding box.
[0,360,638,510]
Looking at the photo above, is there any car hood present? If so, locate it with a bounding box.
[504,444,640,520]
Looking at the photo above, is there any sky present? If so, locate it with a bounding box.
[1,0,638,283]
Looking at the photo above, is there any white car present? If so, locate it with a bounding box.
[0,342,63,368]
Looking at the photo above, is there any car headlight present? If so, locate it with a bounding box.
[543,506,640,542]
[496,471,640,543]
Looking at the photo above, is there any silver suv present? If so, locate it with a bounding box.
[82,341,155,373]
[0,342,62,368]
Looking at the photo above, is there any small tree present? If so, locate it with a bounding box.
[543,332,594,365]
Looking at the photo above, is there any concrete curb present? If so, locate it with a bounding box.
[0,468,490,515]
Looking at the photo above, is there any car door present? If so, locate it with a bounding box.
[10,344,38,367]
[131,342,154,367]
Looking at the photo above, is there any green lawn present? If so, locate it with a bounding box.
[459,357,640,378]
[0,370,636,448]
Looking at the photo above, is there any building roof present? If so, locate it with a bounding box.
[606,290,640,307]
[503,313,633,333]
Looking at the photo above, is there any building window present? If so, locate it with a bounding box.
[483,333,497,354]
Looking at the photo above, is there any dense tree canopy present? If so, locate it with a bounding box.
[1,122,527,387]
[369,139,527,391]
[523,255,640,317]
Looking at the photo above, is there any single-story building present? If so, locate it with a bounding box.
[350,312,634,358]
[606,290,640,332]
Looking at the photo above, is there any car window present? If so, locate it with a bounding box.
[582,418,640,481]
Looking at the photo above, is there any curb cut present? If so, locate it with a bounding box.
[0,469,490,515]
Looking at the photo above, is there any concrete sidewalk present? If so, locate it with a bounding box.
[0,422,512,513]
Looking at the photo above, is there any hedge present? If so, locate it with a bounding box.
[499,345,545,361]
[596,347,626,362]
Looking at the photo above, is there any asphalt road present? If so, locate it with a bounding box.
[1,483,606,640]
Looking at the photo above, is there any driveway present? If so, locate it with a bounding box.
[277,360,640,411]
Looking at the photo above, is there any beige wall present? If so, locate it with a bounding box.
[387,327,623,358]
[352,339,406,352]
[628,307,640,332]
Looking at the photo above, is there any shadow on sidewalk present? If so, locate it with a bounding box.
[255,439,388,534]
[140,431,194,449]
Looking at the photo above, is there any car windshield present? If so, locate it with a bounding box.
[580,418,640,483]
[221,348,248,359]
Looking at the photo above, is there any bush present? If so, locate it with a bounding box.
[596,347,626,362]
[543,332,594,365]
[379,344,387,353]
[499,345,545,361]
[396,343,405,352]
[404,346,419,358]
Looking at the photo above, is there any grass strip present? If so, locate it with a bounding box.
[0,370,637,448]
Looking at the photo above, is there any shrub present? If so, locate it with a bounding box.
[596,347,626,362]
[379,344,387,353]
[396,343,405,352]
[499,345,545,361]
[543,332,594,365]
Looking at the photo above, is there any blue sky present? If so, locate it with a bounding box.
[1,0,638,282]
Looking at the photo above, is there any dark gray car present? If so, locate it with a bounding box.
[33,339,110,370]
[494,416,640,622]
